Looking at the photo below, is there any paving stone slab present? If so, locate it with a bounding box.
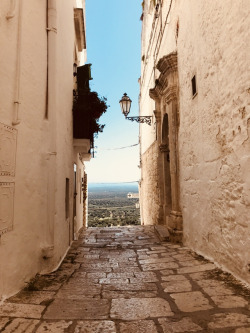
[78,258,109,264]
[115,263,139,268]
[119,320,158,333]
[0,303,45,319]
[0,318,39,332]
[139,257,175,265]
[106,272,134,279]
[112,267,141,273]
[171,291,213,312]
[150,246,169,251]
[80,263,118,270]
[177,263,215,274]
[104,288,158,298]
[132,271,159,283]
[74,320,116,333]
[103,282,157,291]
[56,288,101,299]
[161,274,187,282]
[102,252,136,259]
[110,297,173,320]
[211,295,248,308]
[208,313,250,329]
[138,254,159,260]
[86,272,106,279]
[173,254,195,261]
[178,260,204,267]
[62,278,99,286]
[83,254,100,259]
[79,266,112,273]
[72,272,87,278]
[188,272,207,280]
[99,278,129,284]
[160,269,175,275]
[43,299,110,320]
[162,279,192,293]
[0,318,10,331]
[158,317,203,332]
[141,262,179,271]
[8,291,55,305]
[165,244,181,249]
[199,284,234,297]
[36,320,73,332]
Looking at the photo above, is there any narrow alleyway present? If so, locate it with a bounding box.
[0,226,249,332]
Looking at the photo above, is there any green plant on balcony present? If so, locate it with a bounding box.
[73,64,108,147]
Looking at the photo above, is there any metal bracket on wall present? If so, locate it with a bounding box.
[126,116,152,126]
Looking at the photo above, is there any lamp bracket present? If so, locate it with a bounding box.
[125,116,152,126]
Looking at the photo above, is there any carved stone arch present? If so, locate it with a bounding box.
[149,51,182,242]
[149,52,178,101]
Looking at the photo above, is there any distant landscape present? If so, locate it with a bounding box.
[88,183,140,227]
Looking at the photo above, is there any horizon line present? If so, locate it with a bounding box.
[88,181,139,184]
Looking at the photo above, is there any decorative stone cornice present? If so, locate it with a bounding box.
[156,52,177,75]
[149,52,178,101]
[165,86,178,104]
[153,110,161,122]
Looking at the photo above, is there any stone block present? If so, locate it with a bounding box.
[211,295,248,308]
[110,298,173,320]
[0,303,45,319]
[119,320,158,333]
[154,225,170,242]
[8,291,55,305]
[36,320,73,332]
[158,317,203,332]
[171,291,213,312]
[208,313,250,329]
[74,320,116,333]
[162,279,192,293]
[43,299,110,320]
[141,262,179,271]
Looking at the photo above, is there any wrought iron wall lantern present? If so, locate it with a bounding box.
[119,93,152,125]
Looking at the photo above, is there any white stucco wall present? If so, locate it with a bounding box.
[0,0,87,299]
[177,0,250,285]
[140,0,250,285]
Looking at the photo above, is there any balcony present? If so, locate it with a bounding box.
[73,138,91,161]
[73,65,107,158]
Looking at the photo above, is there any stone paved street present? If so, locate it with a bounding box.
[0,226,250,332]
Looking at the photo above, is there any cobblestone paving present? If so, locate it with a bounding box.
[0,226,250,332]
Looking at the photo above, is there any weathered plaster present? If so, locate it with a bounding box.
[140,0,250,284]
[0,0,88,299]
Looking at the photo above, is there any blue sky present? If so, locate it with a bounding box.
[84,0,142,183]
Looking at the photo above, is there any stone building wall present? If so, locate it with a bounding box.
[177,0,250,285]
[140,0,250,285]
[0,0,89,299]
[140,141,162,225]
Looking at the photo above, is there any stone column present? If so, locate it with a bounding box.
[166,96,182,239]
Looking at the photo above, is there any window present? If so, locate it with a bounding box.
[191,75,197,97]
[65,178,70,219]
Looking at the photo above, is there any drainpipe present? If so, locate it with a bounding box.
[9,0,22,126]
[43,0,57,260]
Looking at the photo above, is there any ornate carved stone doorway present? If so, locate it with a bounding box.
[150,52,183,241]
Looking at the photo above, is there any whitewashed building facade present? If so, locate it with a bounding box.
[0,0,91,299]
[139,0,250,285]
